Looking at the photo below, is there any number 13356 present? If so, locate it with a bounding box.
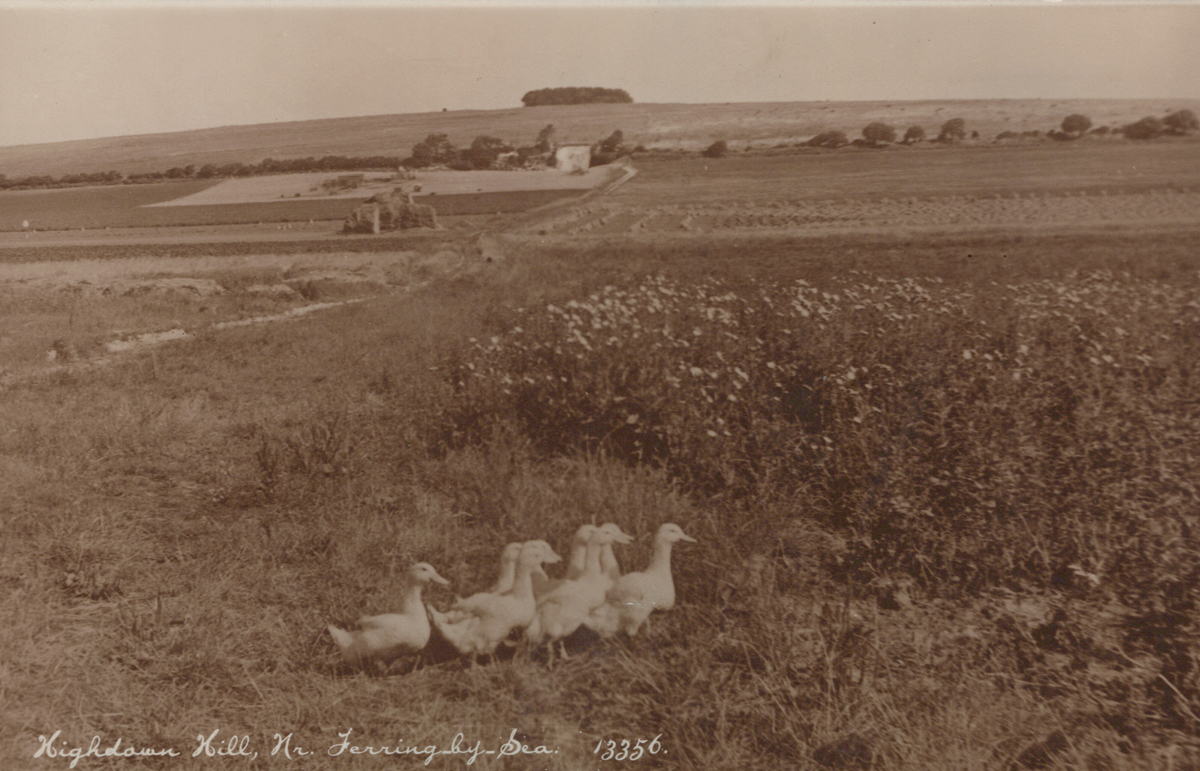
[594,734,663,761]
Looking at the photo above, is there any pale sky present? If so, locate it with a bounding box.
[1,2,1198,148]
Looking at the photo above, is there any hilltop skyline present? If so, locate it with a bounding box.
[1,3,1198,149]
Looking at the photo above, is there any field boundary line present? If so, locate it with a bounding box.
[0,297,373,390]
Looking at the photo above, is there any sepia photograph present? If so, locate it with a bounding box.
[1,1,1199,768]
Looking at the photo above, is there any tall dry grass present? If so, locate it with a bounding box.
[2,232,1198,769]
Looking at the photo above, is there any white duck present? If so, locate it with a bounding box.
[587,523,696,638]
[327,562,450,668]
[533,524,596,599]
[597,522,634,587]
[443,542,523,622]
[429,541,560,657]
[528,525,632,653]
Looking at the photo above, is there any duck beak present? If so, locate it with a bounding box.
[679,533,697,543]
[544,549,563,564]
[431,571,451,586]
[616,531,635,544]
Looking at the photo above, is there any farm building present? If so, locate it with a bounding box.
[555,146,591,173]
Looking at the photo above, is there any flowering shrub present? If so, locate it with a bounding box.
[440,269,1200,595]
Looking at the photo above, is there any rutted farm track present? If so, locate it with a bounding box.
[526,187,1200,236]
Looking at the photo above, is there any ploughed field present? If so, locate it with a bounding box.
[526,141,1200,237]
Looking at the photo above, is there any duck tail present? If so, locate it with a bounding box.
[327,625,360,664]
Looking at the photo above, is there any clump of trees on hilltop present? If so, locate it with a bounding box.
[521,87,632,107]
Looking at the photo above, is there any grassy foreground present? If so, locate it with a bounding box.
[2,231,1199,770]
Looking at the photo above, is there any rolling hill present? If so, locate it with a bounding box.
[1,98,1197,179]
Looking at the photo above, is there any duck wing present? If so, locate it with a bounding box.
[582,601,621,638]
[429,605,483,656]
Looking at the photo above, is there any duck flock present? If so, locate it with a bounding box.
[328,523,696,669]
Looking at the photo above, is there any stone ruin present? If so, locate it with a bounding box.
[343,188,439,234]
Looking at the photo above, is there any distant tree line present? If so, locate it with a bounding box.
[0,124,572,190]
[521,87,632,107]
[788,108,1200,153]
[0,155,415,191]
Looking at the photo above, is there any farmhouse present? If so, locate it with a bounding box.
[555,146,591,173]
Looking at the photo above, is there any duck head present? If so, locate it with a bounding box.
[409,562,451,586]
[598,522,635,545]
[655,523,697,544]
[571,524,599,546]
[498,542,524,565]
[523,539,562,565]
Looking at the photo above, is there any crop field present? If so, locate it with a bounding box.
[3,127,1200,770]
[0,184,589,232]
[615,141,1200,206]
[519,142,1200,237]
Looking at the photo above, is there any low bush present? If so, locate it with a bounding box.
[937,118,966,143]
[861,122,897,147]
[1061,113,1093,137]
[1123,116,1164,140]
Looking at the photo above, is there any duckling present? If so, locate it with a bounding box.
[429,541,560,658]
[533,524,596,599]
[588,523,696,638]
[328,562,450,668]
[528,525,629,654]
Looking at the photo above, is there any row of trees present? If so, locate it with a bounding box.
[799,118,970,150]
[1121,109,1199,140]
[521,87,632,107]
[794,109,1200,152]
[405,124,560,169]
[0,155,415,190]
[0,124,574,190]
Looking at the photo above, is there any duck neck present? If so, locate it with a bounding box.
[511,561,536,602]
[495,559,517,591]
[645,539,674,576]
[567,542,588,577]
[582,539,604,579]
[400,581,425,613]
[600,544,619,577]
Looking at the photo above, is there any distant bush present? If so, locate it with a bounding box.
[937,118,967,142]
[1090,125,1111,136]
[902,125,926,144]
[861,122,897,146]
[994,131,1019,141]
[702,140,728,158]
[1123,116,1164,140]
[408,133,458,167]
[521,87,632,107]
[535,124,556,152]
[598,130,625,155]
[1164,109,1200,135]
[806,130,848,149]
[464,136,513,169]
[1061,114,1093,138]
